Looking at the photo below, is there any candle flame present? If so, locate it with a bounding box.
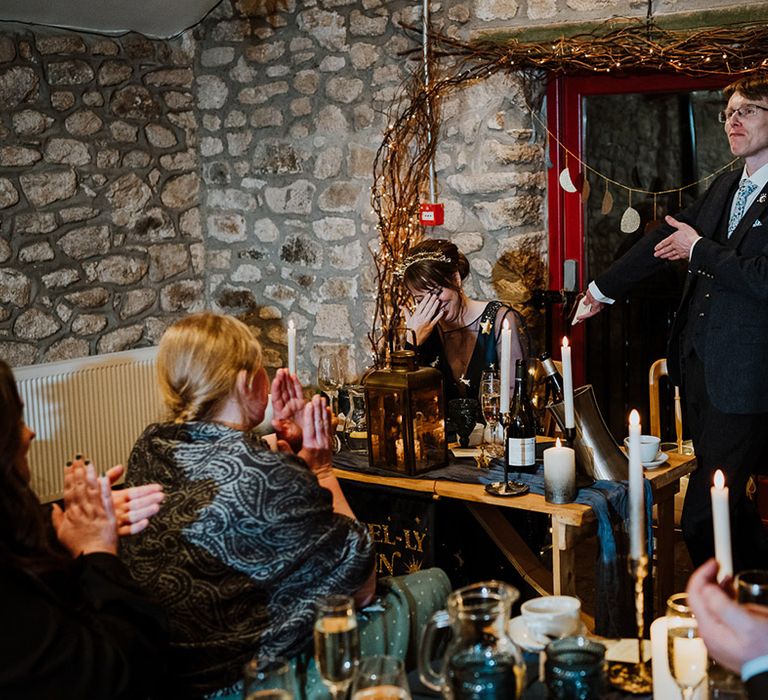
[629,409,640,426]
[288,319,295,330]
[555,437,561,448]
[714,469,725,489]
[562,336,569,348]
[503,318,510,330]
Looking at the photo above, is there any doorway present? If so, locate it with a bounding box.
[546,74,732,438]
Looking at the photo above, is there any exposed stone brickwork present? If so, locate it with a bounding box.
[0,27,201,365]
[0,0,745,375]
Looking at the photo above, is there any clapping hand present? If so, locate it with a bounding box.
[271,368,306,453]
[51,459,118,557]
[106,464,164,536]
[404,292,444,346]
[298,395,333,475]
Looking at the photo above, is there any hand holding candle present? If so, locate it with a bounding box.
[561,337,574,430]
[287,319,296,375]
[711,469,733,583]
[628,409,645,561]
[499,319,511,414]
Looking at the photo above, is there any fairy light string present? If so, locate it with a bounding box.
[369,16,767,362]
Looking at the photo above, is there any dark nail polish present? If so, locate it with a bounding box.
[65,461,72,467]
[75,454,82,460]
[85,460,91,465]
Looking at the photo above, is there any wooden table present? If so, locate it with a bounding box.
[334,450,696,624]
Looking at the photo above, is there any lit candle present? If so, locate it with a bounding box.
[628,409,645,561]
[711,469,733,583]
[561,337,574,429]
[287,319,296,375]
[543,437,576,504]
[499,319,511,414]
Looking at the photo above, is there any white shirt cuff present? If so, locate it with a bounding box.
[588,280,615,305]
[742,655,768,681]
[689,237,702,260]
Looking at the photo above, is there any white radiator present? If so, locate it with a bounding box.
[12,347,163,503]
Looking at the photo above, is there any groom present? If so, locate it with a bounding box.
[576,74,768,572]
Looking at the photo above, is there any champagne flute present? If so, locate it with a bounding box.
[479,369,501,458]
[314,594,360,700]
[243,657,294,700]
[351,656,411,700]
[667,593,708,699]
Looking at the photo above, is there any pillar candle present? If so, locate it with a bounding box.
[543,437,576,503]
[628,409,645,561]
[499,319,511,414]
[711,469,733,583]
[287,319,296,375]
[650,617,706,700]
[561,337,574,429]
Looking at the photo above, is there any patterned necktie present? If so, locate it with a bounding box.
[728,179,758,237]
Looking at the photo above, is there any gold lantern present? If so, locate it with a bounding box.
[363,349,447,475]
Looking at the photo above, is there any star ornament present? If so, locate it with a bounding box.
[480,319,493,335]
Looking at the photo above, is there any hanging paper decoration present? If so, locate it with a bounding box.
[581,177,591,202]
[620,191,641,233]
[620,206,641,233]
[601,186,614,215]
[559,165,578,193]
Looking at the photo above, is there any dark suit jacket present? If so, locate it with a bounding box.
[595,169,768,414]
[747,670,768,699]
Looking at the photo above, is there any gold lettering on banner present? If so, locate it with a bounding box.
[378,550,402,575]
[368,523,383,542]
[380,524,398,545]
[403,529,426,552]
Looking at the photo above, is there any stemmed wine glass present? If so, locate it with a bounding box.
[314,594,360,700]
[666,593,708,699]
[318,353,344,416]
[351,656,411,700]
[479,369,501,459]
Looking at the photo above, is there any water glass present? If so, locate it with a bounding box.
[243,657,293,700]
[314,594,360,700]
[735,569,768,605]
[544,636,606,699]
[351,656,411,700]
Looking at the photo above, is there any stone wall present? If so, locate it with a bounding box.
[0,0,760,376]
[0,28,203,367]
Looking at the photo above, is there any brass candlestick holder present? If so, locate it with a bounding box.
[608,553,653,693]
[484,412,529,497]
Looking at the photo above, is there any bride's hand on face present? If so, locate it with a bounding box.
[404,292,444,346]
[298,395,333,474]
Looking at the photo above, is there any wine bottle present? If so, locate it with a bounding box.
[506,359,537,473]
[539,351,564,404]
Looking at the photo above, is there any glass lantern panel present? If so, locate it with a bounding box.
[411,387,446,470]
[367,389,406,469]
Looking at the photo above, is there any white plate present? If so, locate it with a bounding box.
[643,452,669,470]
[507,616,586,652]
[508,615,547,652]
[619,447,670,470]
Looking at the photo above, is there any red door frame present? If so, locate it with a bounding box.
[546,72,731,384]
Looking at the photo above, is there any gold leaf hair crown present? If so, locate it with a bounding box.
[394,251,451,278]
